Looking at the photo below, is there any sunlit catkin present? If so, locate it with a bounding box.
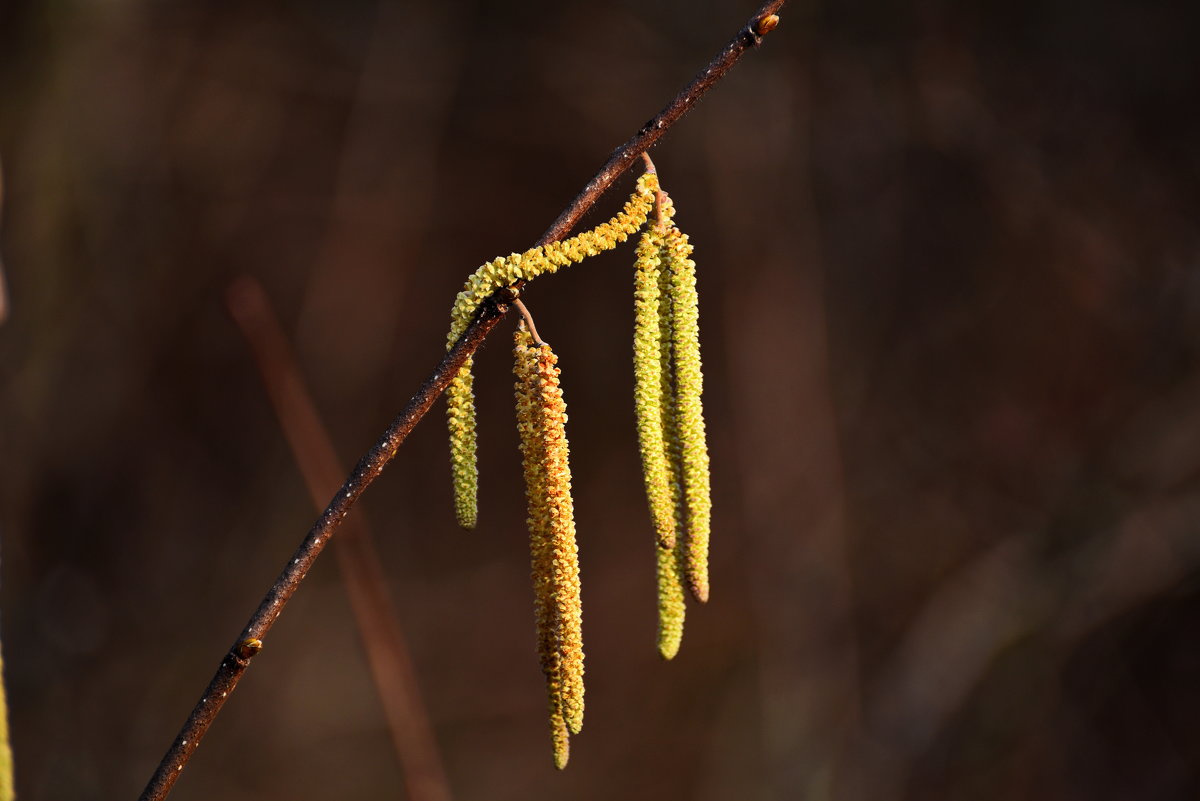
[514,328,585,767]
[653,192,688,658]
[664,222,711,603]
[446,358,478,528]
[446,172,659,528]
[632,219,676,551]
[656,531,687,660]
[0,647,12,801]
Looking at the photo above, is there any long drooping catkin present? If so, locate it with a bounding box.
[633,222,677,551]
[663,223,711,604]
[513,328,584,767]
[654,200,688,659]
[447,172,659,529]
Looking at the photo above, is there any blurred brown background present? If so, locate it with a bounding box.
[3,0,1200,799]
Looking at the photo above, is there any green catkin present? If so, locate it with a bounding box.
[664,222,711,604]
[654,195,688,659]
[447,172,660,529]
[514,328,585,767]
[446,359,478,528]
[655,537,687,661]
[654,368,686,660]
[632,221,676,550]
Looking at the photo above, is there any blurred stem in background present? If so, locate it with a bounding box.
[0,154,8,323]
[226,276,453,801]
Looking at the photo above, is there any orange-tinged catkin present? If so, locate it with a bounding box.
[447,172,659,529]
[514,328,584,767]
[663,223,711,603]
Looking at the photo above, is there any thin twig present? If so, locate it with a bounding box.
[534,1,786,248]
[139,4,786,798]
[137,300,504,801]
[511,298,546,346]
[640,152,672,232]
[225,276,453,801]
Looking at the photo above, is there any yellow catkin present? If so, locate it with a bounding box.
[447,172,660,529]
[654,383,687,659]
[664,222,711,604]
[447,357,478,528]
[0,647,12,801]
[632,220,676,550]
[654,198,688,659]
[550,705,570,771]
[514,328,585,766]
[655,525,687,660]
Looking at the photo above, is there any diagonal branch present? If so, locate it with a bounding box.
[225,276,453,801]
[138,3,786,799]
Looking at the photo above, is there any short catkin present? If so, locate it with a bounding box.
[446,172,660,529]
[513,327,584,768]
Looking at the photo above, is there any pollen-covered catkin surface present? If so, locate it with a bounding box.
[653,200,688,659]
[665,223,712,603]
[655,332,687,660]
[655,532,687,660]
[446,356,478,528]
[445,172,659,528]
[513,328,584,768]
[633,221,676,550]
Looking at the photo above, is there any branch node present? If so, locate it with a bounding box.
[236,638,263,660]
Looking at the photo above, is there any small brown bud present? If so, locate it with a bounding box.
[754,13,780,35]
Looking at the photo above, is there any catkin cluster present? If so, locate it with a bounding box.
[446,173,659,529]
[441,164,712,767]
[513,328,584,769]
[633,187,711,659]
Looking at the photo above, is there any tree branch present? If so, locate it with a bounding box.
[225,276,453,801]
[138,3,787,798]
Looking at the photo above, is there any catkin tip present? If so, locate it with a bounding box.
[551,712,570,769]
[655,541,686,659]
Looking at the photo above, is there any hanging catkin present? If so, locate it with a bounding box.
[632,216,677,551]
[513,327,584,767]
[663,221,711,603]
